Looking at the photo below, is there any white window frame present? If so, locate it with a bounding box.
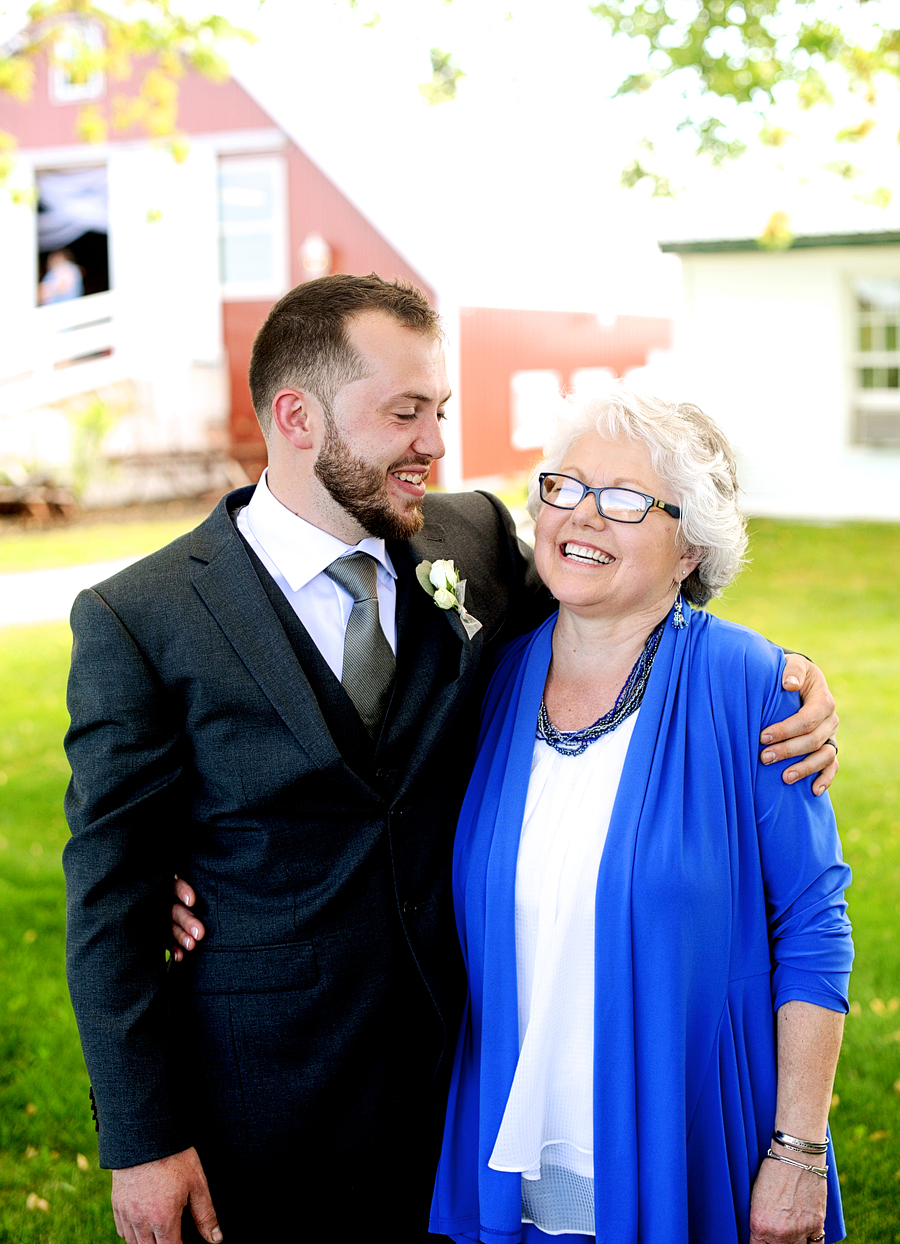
[849,272,900,448]
[217,154,289,301]
[49,20,106,105]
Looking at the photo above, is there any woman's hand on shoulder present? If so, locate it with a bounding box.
[760,655,839,797]
[169,875,205,962]
[749,1153,827,1244]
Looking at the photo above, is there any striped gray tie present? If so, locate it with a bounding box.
[324,552,395,737]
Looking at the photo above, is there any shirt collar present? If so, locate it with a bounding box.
[243,471,397,591]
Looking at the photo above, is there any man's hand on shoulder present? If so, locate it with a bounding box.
[759,654,839,797]
[112,1147,221,1244]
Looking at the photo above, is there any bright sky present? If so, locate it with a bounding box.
[4,0,900,318]
[219,0,686,317]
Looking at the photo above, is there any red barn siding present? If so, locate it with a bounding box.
[0,58,276,146]
[283,145,431,293]
[222,301,270,480]
[458,307,673,479]
[168,76,274,135]
[0,54,87,145]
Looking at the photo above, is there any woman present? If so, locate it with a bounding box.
[428,391,852,1244]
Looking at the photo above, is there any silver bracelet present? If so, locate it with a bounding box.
[766,1148,828,1179]
[772,1129,828,1156]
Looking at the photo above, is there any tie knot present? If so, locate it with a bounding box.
[324,552,379,603]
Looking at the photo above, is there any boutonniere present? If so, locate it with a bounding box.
[415,559,483,639]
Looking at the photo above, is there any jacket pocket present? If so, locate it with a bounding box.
[190,941,318,993]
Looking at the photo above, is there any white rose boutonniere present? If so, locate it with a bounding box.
[415,558,483,639]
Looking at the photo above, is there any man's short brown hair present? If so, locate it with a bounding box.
[248,273,442,437]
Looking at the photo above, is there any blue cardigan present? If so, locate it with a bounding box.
[430,604,853,1244]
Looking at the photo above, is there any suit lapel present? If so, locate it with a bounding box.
[380,531,485,797]
[188,498,348,777]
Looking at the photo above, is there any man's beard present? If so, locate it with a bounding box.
[314,414,427,542]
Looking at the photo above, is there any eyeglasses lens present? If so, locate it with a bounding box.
[599,489,648,521]
[541,476,583,507]
[541,476,648,521]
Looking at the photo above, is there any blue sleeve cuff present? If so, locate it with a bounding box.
[772,968,851,1015]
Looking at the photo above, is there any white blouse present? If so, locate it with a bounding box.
[488,712,637,1237]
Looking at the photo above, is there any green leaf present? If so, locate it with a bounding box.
[415,561,436,595]
[418,47,465,106]
[854,185,893,208]
[836,118,877,142]
[619,158,675,198]
[757,209,794,250]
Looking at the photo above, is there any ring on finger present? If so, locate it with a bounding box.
[823,738,838,756]
[808,1233,825,1242]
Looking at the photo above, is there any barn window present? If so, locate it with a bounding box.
[509,370,562,451]
[853,277,900,447]
[49,20,105,105]
[217,155,288,299]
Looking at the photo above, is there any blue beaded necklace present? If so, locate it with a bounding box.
[536,618,665,758]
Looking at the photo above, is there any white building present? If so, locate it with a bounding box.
[659,230,900,521]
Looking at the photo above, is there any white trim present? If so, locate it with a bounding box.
[0,291,127,414]
[17,130,286,170]
[205,129,287,155]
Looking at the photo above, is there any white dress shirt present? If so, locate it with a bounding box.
[236,471,398,682]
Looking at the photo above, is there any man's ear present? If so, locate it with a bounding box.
[270,388,319,450]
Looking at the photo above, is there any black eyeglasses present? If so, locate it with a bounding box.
[538,473,681,523]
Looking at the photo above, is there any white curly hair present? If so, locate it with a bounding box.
[526,388,748,606]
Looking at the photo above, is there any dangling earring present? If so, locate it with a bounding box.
[672,585,686,629]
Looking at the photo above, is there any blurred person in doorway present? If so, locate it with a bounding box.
[38,248,83,305]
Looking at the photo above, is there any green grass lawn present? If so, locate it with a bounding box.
[709,519,900,1241]
[0,506,210,575]
[0,515,898,1240]
[0,623,118,1242]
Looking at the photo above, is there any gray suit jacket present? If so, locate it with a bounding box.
[63,486,548,1178]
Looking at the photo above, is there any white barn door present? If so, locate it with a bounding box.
[107,143,225,454]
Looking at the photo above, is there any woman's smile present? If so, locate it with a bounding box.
[559,541,615,566]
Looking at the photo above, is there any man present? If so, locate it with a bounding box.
[64,274,838,1244]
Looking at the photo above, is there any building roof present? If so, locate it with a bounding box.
[660,231,900,255]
